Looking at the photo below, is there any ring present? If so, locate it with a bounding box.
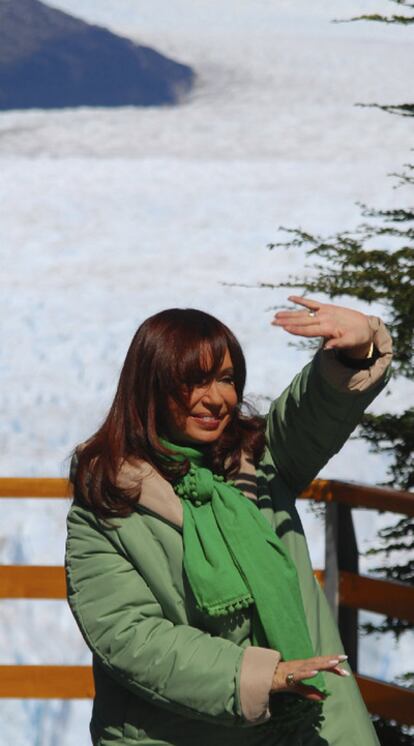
[286,672,296,687]
[308,310,317,318]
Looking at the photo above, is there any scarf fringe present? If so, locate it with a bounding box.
[198,593,254,617]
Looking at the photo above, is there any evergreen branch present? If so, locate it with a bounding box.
[269,228,414,377]
[360,411,414,491]
[334,14,414,24]
[389,166,414,188]
[361,618,412,638]
[358,203,414,223]
[395,673,414,687]
[355,102,414,117]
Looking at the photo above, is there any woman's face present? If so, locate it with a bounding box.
[166,348,238,445]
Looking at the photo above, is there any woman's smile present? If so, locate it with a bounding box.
[189,413,226,430]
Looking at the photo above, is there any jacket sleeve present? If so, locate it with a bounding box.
[65,503,279,726]
[266,317,392,494]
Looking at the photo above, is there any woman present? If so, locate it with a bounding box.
[66,296,392,746]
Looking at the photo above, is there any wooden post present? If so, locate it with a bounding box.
[337,503,359,671]
[324,502,339,622]
[324,502,359,670]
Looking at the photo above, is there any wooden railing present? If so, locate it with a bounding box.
[0,477,413,724]
[301,479,414,726]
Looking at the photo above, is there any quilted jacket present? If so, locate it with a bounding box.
[65,318,392,745]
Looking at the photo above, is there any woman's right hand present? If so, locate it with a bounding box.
[271,655,350,701]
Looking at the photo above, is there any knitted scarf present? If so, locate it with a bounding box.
[161,439,326,700]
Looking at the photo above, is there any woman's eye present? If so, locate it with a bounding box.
[220,375,235,385]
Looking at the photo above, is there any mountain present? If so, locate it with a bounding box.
[0,0,195,109]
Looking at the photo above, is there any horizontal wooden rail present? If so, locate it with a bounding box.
[1,477,413,516]
[0,665,94,698]
[301,479,414,516]
[315,570,414,622]
[0,566,66,599]
[0,567,324,601]
[0,665,412,723]
[0,477,71,498]
[339,571,414,623]
[2,566,413,624]
[356,674,414,725]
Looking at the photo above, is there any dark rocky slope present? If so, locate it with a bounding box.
[0,0,195,109]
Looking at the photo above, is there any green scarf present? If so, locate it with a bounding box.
[161,439,326,698]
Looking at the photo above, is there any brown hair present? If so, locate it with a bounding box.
[73,308,265,518]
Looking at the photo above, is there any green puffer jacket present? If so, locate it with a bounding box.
[65,322,392,746]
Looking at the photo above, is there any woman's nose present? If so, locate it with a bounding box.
[201,380,223,406]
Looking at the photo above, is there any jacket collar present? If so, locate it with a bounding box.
[117,452,257,528]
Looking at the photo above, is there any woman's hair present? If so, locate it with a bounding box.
[73,308,265,518]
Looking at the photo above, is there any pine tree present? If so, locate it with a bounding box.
[265,3,413,742]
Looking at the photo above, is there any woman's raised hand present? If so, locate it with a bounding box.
[272,296,374,358]
[271,654,350,702]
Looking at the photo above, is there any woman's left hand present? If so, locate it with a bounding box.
[272,296,374,358]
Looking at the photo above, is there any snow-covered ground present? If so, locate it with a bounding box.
[0,1,413,742]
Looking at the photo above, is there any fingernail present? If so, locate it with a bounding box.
[338,655,348,661]
[328,659,340,666]
[339,669,351,677]
[308,670,319,677]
